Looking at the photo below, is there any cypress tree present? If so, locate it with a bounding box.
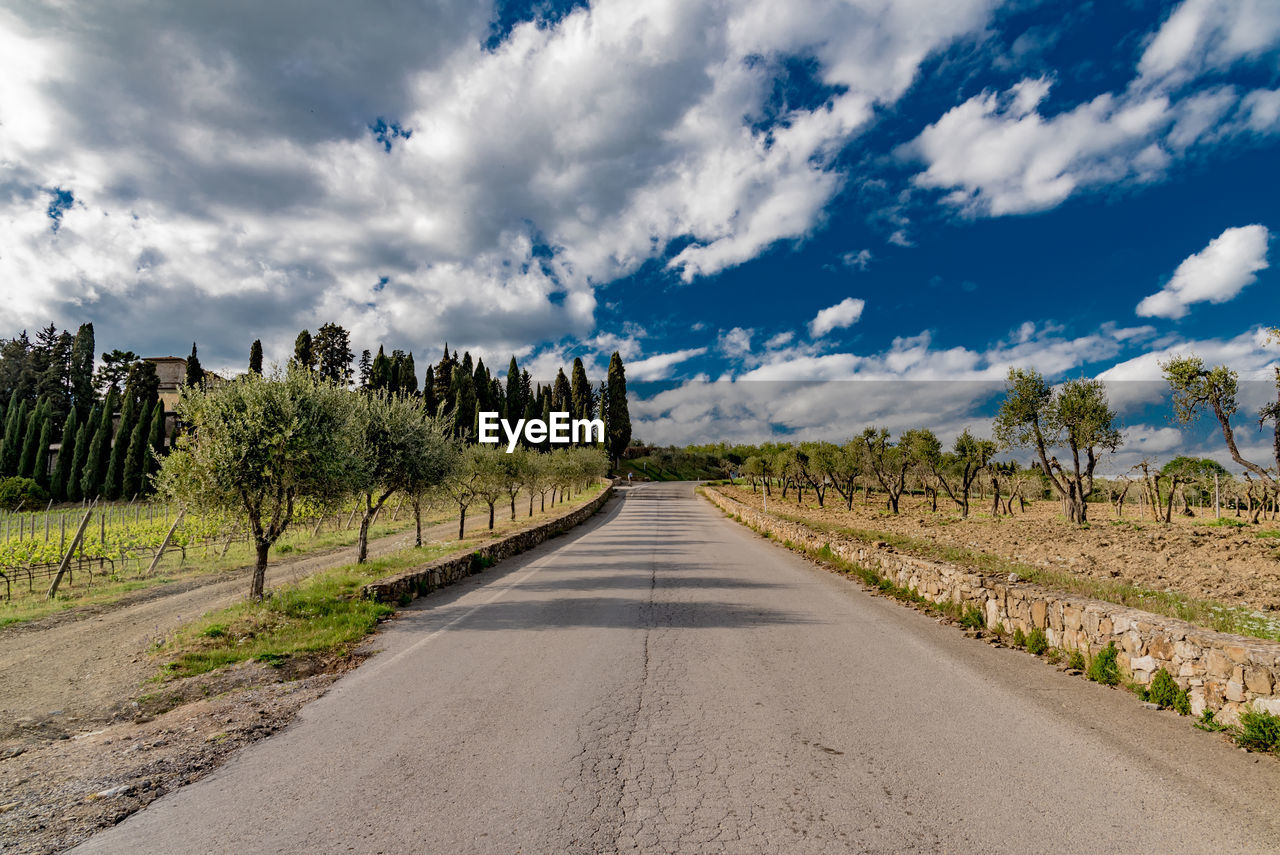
[18,408,42,478]
[80,423,107,500]
[96,390,118,492]
[505,357,522,420]
[369,346,391,391]
[147,402,165,481]
[105,391,138,499]
[473,358,489,412]
[52,409,78,500]
[293,329,314,371]
[399,352,418,396]
[388,351,403,396]
[33,415,52,490]
[70,323,96,417]
[605,352,631,470]
[123,400,152,498]
[570,357,592,431]
[451,365,477,439]
[423,366,437,415]
[184,342,203,388]
[249,339,264,374]
[357,349,372,387]
[0,398,24,475]
[433,346,454,408]
[68,420,88,502]
[552,368,571,413]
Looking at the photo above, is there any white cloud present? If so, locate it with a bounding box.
[906,0,1280,218]
[808,297,865,338]
[626,347,708,381]
[1136,224,1270,319]
[0,0,1001,365]
[765,331,794,349]
[840,249,873,270]
[1137,0,1280,89]
[717,327,754,357]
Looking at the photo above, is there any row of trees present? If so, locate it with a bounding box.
[273,324,632,462]
[0,359,166,503]
[158,369,609,599]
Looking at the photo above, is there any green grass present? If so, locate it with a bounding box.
[160,542,464,678]
[1257,530,1280,539]
[157,485,606,680]
[756,505,1280,643]
[1196,517,1248,528]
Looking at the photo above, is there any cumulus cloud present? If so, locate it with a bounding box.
[1136,225,1270,319]
[808,297,865,338]
[0,0,1000,367]
[717,327,754,358]
[840,249,873,270]
[626,347,709,382]
[906,0,1280,217]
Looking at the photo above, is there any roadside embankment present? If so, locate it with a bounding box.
[703,486,1280,725]
[363,482,614,603]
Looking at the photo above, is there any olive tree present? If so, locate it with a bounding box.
[157,369,363,600]
[860,427,910,513]
[1163,356,1279,492]
[993,369,1120,525]
[353,392,456,559]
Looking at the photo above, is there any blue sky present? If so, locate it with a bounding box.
[1,0,1278,464]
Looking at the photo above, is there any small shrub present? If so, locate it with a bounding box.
[1044,646,1062,664]
[1026,628,1049,655]
[1067,649,1086,671]
[991,622,1006,638]
[1195,709,1228,732]
[1147,668,1191,715]
[1012,627,1027,648]
[1087,641,1120,685]
[960,605,985,630]
[1236,707,1280,753]
[397,592,413,607]
[0,477,48,511]
[200,623,228,639]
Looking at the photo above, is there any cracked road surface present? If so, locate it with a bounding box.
[72,483,1280,854]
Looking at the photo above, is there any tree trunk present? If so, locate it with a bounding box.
[511,495,517,520]
[529,494,533,517]
[458,507,466,540]
[357,512,372,563]
[413,498,422,547]
[488,502,495,530]
[250,541,269,600]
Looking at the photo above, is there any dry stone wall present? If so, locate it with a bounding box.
[704,487,1280,724]
[363,484,613,604]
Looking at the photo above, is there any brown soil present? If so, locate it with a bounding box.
[0,658,359,855]
[719,485,1280,613]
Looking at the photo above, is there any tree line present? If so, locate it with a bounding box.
[157,368,610,599]
[0,320,634,509]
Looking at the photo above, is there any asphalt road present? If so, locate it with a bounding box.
[72,483,1280,854]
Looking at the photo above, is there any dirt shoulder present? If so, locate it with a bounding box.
[716,485,1280,614]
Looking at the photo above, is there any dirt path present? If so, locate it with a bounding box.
[0,513,480,743]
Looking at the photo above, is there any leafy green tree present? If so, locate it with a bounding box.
[398,352,418,396]
[451,364,477,439]
[123,400,153,498]
[437,444,481,539]
[33,414,52,490]
[993,369,1120,524]
[249,339,264,374]
[18,405,45,479]
[292,329,315,372]
[184,342,204,389]
[605,352,631,470]
[157,369,364,599]
[70,323,96,417]
[505,357,523,421]
[147,402,166,482]
[570,358,593,442]
[79,422,107,500]
[51,409,78,501]
[423,366,437,415]
[313,322,354,385]
[471,445,507,529]
[0,398,25,475]
[68,418,89,502]
[350,391,454,562]
[551,368,571,412]
[369,346,391,392]
[1163,355,1279,492]
[105,391,138,499]
[95,349,138,396]
[124,360,160,412]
